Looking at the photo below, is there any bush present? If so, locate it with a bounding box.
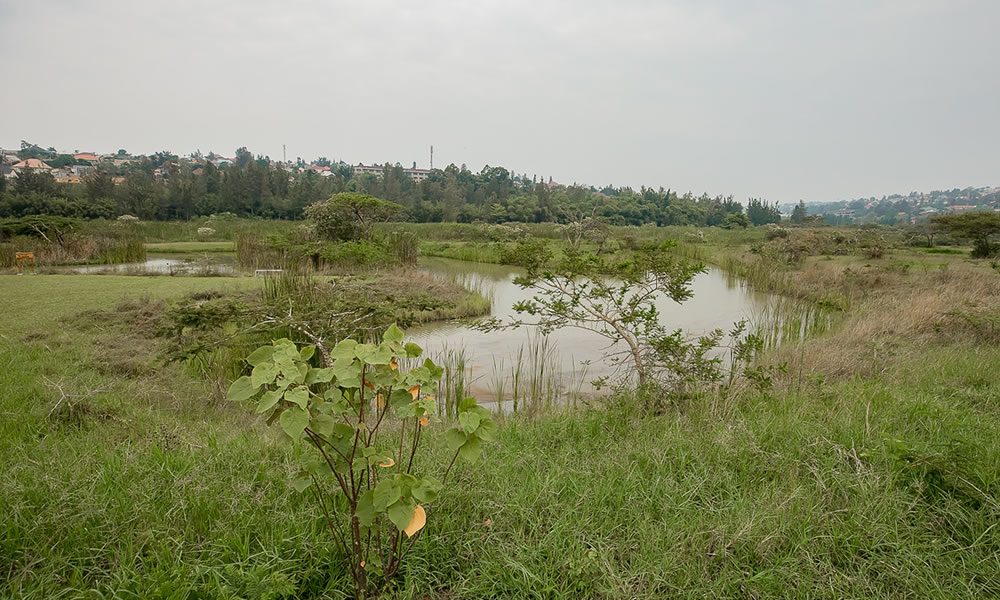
[228,326,495,599]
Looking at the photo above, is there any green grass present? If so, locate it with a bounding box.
[146,241,237,253]
[4,228,1000,598]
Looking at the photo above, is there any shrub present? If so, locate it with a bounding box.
[228,325,494,599]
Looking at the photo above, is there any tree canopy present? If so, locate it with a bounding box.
[931,212,1000,257]
[305,192,404,241]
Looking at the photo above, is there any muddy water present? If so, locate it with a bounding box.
[66,254,237,274]
[406,257,785,405]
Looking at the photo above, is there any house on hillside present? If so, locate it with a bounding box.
[74,152,100,164]
[11,158,52,174]
[51,168,82,184]
[352,163,432,182]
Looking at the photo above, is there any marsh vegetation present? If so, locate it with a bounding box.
[3,214,1000,598]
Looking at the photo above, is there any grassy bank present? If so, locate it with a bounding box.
[4,223,1000,598]
[145,241,237,253]
[3,267,1000,598]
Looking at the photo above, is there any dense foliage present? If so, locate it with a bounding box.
[1,149,783,227]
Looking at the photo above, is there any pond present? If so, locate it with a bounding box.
[51,252,827,408]
[65,254,238,275]
[406,257,821,409]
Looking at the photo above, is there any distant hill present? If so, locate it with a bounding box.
[780,186,1000,225]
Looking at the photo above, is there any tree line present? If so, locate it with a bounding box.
[0,149,783,227]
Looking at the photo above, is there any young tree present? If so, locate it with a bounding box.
[496,241,705,387]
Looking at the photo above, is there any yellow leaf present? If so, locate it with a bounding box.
[360,561,365,568]
[419,417,429,427]
[378,458,395,468]
[375,394,384,409]
[404,504,426,538]
[408,385,419,400]
[390,358,399,371]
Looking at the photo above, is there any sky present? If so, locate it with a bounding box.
[1,0,998,204]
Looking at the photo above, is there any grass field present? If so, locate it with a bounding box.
[3,225,1000,598]
[145,241,237,253]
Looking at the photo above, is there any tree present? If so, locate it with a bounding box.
[790,201,807,225]
[746,198,781,226]
[305,192,404,241]
[496,241,705,388]
[235,146,253,169]
[931,212,1000,258]
[721,212,750,229]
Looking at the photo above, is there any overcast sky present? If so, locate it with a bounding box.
[2,0,997,203]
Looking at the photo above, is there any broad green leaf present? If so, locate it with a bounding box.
[383,323,404,344]
[459,436,482,463]
[299,345,316,362]
[367,345,392,366]
[291,363,309,385]
[424,359,444,380]
[411,477,441,503]
[355,490,376,527]
[331,339,358,361]
[305,367,334,385]
[373,480,401,512]
[291,475,312,493]
[389,388,414,409]
[397,403,417,419]
[255,390,282,414]
[475,418,498,441]
[273,340,299,361]
[310,413,335,437]
[333,358,362,388]
[328,423,356,456]
[227,376,259,402]
[246,345,275,366]
[458,396,478,413]
[279,406,310,440]
[251,363,279,389]
[353,343,375,361]
[459,410,481,434]
[444,428,467,451]
[284,387,309,409]
[404,342,422,358]
[387,498,416,531]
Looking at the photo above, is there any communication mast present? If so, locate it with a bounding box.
[430,145,433,170]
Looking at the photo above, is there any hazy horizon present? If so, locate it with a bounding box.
[2,0,998,204]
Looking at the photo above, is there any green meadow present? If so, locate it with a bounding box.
[2,223,1000,599]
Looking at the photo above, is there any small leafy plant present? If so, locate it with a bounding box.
[228,324,495,599]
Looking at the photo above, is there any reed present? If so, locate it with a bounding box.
[236,234,290,271]
[95,236,147,265]
[432,345,471,419]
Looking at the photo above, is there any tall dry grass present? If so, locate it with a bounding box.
[767,260,1000,380]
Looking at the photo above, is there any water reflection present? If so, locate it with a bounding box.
[408,257,792,404]
[68,254,237,275]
